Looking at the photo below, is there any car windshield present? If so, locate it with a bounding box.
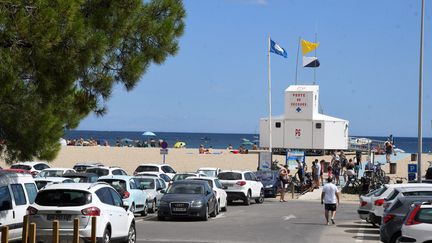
[135,178,155,190]
[136,166,159,172]
[167,184,205,194]
[10,164,31,170]
[415,208,432,224]
[172,174,194,181]
[35,190,92,206]
[218,172,242,180]
[198,170,217,177]
[99,179,127,193]
[38,170,64,177]
[255,172,275,181]
[86,168,109,177]
[191,179,213,188]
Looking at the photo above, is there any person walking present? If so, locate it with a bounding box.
[319,159,325,186]
[385,141,394,164]
[296,159,304,183]
[332,159,341,186]
[312,159,320,189]
[278,165,289,202]
[321,177,340,225]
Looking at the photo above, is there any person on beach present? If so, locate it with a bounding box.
[385,141,394,163]
[332,159,341,186]
[199,144,209,154]
[320,159,325,186]
[327,164,333,180]
[296,159,304,183]
[227,144,233,150]
[312,160,320,189]
[278,165,289,202]
[321,177,340,225]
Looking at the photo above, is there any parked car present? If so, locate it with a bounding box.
[72,162,104,173]
[135,172,172,184]
[37,168,76,178]
[357,187,385,222]
[85,166,128,177]
[63,172,99,183]
[157,180,218,221]
[254,170,280,198]
[186,176,228,212]
[134,163,177,179]
[133,176,166,212]
[34,177,75,190]
[380,186,432,243]
[218,170,264,205]
[368,184,432,226]
[10,161,50,177]
[399,201,432,243]
[196,167,222,178]
[27,183,136,243]
[98,175,148,216]
[0,172,38,241]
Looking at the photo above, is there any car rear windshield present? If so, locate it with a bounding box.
[134,178,155,189]
[135,166,159,173]
[198,170,217,177]
[415,208,432,224]
[35,190,92,206]
[10,164,31,170]
[167,184,205,194]
[403,191,432,196]
[218,172,242,180]
[173,174,194,181]
[38,170,64,177]
[65,176,88,183]
[86,168,109,177]
[386,190,400,201]
[73,166,89,172]
[256,172,275,181]
[374,186,388,197]
[99,179,127,193]
[35,181,48,190]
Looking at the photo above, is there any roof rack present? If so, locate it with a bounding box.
[88,181,109,189]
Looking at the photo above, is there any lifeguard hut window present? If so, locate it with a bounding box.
[315,123,322,129]
[275,122,281,128]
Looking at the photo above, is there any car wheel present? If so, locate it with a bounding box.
[140,204,148,216]
[243,191,251,206]
[210,203,218,217]
[390,232,401,243]
[149,199,156,213]
[201,205,209,221]
[221,201,228,212]
[103,228,111,243]
[126,224,136,243]
[255,189,265,204]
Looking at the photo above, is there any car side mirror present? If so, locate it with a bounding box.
[122,201,130,211]
[222,186,228,190]
[160,189,166,194]
[256,178,261,182]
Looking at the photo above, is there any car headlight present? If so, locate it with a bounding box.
[191,200,203,208]
[159,201,169,206]
[265,185,273,188]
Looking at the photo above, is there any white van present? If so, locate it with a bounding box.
[0,171,38,241]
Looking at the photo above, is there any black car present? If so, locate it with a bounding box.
[158,180,218,221]
[63,172,99,183]
[255,170,280,198]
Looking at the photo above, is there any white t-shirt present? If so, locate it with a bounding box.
[322,183,338,204]
[316,163,321,175]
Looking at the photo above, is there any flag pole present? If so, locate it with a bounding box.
[267,36,272,154]
[313,33,318,85]
[417,0,425,183]
[295,37,301,85]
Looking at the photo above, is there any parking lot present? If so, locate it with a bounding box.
[132,199,380,243]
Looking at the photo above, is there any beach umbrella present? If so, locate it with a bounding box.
[142,131,156,136]
[174,141,186,148]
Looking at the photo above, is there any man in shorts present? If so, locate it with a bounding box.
[321,177,340,225]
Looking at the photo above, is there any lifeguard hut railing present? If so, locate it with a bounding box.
[348,137,388,153]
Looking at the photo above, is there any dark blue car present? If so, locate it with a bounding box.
[255,170,280,198]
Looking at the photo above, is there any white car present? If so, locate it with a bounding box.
[197,167,222,178]
[98,175,149,216]
[399,202,432,243]
[34,177,76,190]
[186,176,228,212]
[0,172,38,241]
[217,170,264,205]
[133,176,167,212]
[10,161,50,177]
[369,184,432,226]
[37,167,76,178]
[134,171,172,185]
[28,183,136,243]
[134,163,177,179]
[85,166,128,177]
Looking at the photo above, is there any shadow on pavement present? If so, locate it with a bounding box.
[353,235,381,241]
[345,229,380,234]
[336,224,377,229]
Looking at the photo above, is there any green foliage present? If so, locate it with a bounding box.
[0,0,186,163]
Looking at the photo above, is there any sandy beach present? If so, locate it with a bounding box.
[1,146,431,181]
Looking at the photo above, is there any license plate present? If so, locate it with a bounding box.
[172,207,187,212]
[47,214,72,221]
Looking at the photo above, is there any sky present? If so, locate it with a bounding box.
[77,0,432,138]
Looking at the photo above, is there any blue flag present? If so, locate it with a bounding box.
[270,39,287,58]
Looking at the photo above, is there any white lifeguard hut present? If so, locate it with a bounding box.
[259,85,349,150]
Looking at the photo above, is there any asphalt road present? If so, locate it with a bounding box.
[133,199,382,243]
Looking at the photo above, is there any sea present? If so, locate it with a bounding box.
[63,130,432,154]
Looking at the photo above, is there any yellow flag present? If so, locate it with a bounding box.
[301,39,319,56]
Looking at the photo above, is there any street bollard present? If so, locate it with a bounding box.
[22,215,29,243]
[1,226,9,243]
[91,216,97,243]
[73,218,79,243]
[52,220,59,243]
[291,182,295,199]
[28,223,36,243]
